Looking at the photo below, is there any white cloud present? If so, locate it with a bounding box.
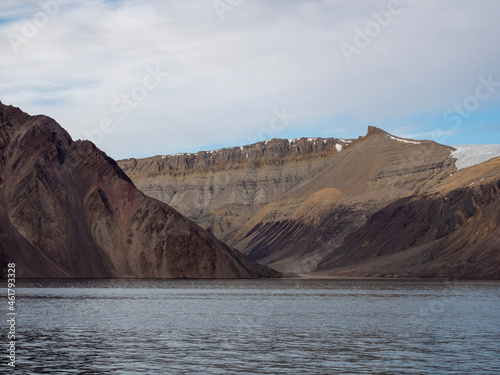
[0,0,499,159]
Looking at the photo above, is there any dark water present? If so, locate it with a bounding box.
[7,279,500,374]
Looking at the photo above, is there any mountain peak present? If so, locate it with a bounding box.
[1,103,279,279]
[0,101,33,128]
[366,126,390,136]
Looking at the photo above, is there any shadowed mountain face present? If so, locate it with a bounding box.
[119,127,500,279]
[119,127,457,272]
[221,127,461,273]
[315,158,500,279]
[0,102,280,279]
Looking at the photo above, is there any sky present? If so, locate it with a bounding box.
[0,0,499,160]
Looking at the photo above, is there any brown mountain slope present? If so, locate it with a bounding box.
[118,127,459,274]
[118,137,355,234]
[314,157,500,279]
[116,124,500,279]
[221,127,457,273]
[0,102,279,278]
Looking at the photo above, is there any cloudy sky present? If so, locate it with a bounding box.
[1,0,499,159]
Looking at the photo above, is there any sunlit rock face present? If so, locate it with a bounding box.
[121,126,500,279]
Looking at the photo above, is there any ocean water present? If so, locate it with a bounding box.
[8,279,500,374]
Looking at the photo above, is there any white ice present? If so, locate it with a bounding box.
[451,145,500,170]
[389,135,421,145]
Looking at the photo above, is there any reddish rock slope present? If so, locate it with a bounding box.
[0,102,280,279]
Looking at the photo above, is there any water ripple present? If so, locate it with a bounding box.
[7,279,500,374]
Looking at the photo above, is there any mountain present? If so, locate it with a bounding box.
[118,127,500,279]
[220,127,460,272]
[0,102,280,279]
[119,136,354,234]
[315,156,500,279]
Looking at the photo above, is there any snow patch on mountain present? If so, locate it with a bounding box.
[451,145,500,170]
[389,135,421,145]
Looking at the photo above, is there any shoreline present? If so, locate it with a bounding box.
[4,276,499,282]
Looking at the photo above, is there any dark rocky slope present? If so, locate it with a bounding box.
[221,127,457,273]
[0,102,279,278]
[315,157,500,279]
[118,125,500,279]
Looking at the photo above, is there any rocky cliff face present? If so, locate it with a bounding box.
[119,127,457,272]
[119,137,355,234]
[119,126,500,279]
[0,102,280,279]
[221,127,458,273]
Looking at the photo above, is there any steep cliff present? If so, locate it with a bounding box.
[119,137,355,234]
[120,127,458,273]
[221,127,458,273]
[0,102,280,278]
[118,126,500,279]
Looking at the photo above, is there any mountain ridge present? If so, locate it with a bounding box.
[118,127,500,279]
[118,134,360,234]
[3,99,498,279]
[0,101,280,279]
[315,156,500,279]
